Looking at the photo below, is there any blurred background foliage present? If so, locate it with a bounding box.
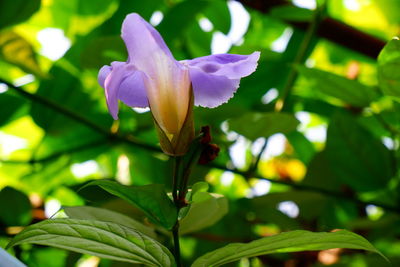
[1,0,400,266]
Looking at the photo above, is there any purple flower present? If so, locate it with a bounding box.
[98,13,260,154]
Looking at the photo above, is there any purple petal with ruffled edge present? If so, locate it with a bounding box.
[182,52,260,108]
[98,61,148,119]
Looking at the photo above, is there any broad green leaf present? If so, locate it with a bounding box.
[7,219,174,267]
[0,30,44,77]
[326,112,393,191]
[84,180,177,229]
[378,38,400,98]
[0,0,40,29]
[285,131,316,164]
[80,35,126,69]
[185,21,212,58]
[191,230,386,267]
[30,66,111,133]
[180,192,228,235]
[0,93,25,126]
[228,112,299,140]
[203,1,231,34]
[297,66,378,107]
[0,187,32,226]
[270,6,313,22]
[158,0,209,45]
[191,182,209,196]
[64,206,156,239]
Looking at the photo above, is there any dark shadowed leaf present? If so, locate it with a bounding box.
[0,93,25,126]
[0,187,32,226]
[0,0,40,29]
[325,112,393,191]
[83,180,177,229]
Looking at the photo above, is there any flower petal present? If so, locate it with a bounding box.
[118,71,148,108]
[98,65,111,88]
[121,13,175,76]
[99,61,148,119]
[188,67,240,108]
[184,52,260,108]
[183,51,260,79]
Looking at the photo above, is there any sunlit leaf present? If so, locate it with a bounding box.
[7,219,175,267]
[192,230,386,267]
[378,38,400,98]
[297,66,378,107]
[180,192,228,235]
[0,30,44,77]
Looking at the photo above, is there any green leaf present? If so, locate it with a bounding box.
[83,180,177,229]
[191,230,386,267]
[0,187,32,226]
[30,66,111,133]
[285,131,316,164]
[191,182,209,196]
[378,38,400,98]
[297,66,378,107]
[80,35,126,69]
[0,93,25,126]
[179,192,228,235]
[326,112,393,191]
[228,112,299,140]
[158,0,209,45]
[0,30,44,77]
[64,206,157,239]
[7,218,174,267]
[270,6,313,22]
[0,0,40,29]
[203,1,231,34]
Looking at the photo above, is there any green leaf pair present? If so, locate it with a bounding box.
[6,181,387,266]
[8,220,386,267]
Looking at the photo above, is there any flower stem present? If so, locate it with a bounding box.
[172,222,182,267]
[172,156,182,203]
[172,156,182,266]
